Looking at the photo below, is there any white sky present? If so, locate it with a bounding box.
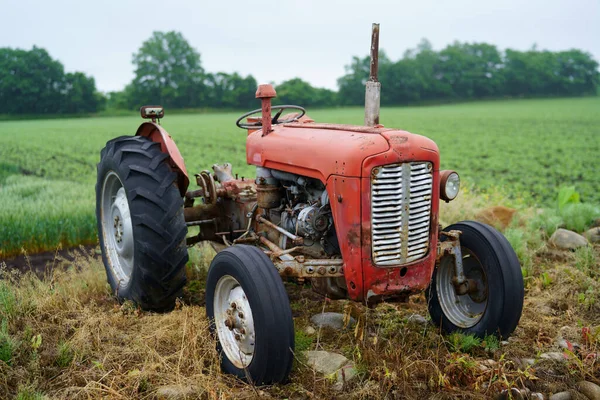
[2,0,598,93]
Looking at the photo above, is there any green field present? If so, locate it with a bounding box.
[1,97,599,257]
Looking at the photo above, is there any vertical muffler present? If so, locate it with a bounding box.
[364,23,381,127]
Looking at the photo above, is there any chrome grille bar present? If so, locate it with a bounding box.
[371,162,433,266]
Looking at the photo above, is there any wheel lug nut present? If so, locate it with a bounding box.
[231,302,237,309]
[235,334,241,341]
[238,312,244,319]
[240,328,246,334]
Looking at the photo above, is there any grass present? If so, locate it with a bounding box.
[0,197,598,398]
[1,97,599,257]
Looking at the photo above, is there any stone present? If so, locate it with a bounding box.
[577,381,600,400]
[406,314,428,326]
[475,206,517,230]
[310,312,356,330]
[304,326,316,335]
[303,350,358,391]
[549,229,589,250]
[501,341,510,346]
[549,392,571,400]
[496,388,525,400]
[540,352,566,362]
[556,338,580,350]
[583,227,600,244]
[518,358,536,367]
[156,385,196,400]
[531,393,544,400]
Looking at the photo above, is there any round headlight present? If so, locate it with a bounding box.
[440,171,460,201]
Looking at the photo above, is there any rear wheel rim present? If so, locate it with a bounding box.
[101,171,134,288]
[214,275,256,368]
[436,247,488,328]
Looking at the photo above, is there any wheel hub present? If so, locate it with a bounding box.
[436,249,488,328]
[101,172,135,287]
[214,276,256,368]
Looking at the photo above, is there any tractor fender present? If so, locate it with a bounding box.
[135,122,189,196]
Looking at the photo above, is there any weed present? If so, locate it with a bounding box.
[483,334,500,352]
[574,246,597,276]
[295,329,313,352]
[55,341,74,368]
[0,281,17,319]
[447,333,482,353]
[15,385,45,400]
[0,319,16,365]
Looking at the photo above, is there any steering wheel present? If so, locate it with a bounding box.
[235,105,306,129]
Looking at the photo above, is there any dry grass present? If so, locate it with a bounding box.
[1,189,599,399]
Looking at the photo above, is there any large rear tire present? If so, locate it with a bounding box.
[206,245,295,384]
[427,221,524,339]
[96,135,188,312]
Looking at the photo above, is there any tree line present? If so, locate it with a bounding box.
[1,32,597,115]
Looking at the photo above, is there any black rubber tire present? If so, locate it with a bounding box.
[205,245,295,384]
[427,221,524,339]
[96,135,188,312]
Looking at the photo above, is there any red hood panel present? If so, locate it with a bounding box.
[246,124,390,181]
[246,123,439,182]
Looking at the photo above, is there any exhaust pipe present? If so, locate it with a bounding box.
[364,23,381,127]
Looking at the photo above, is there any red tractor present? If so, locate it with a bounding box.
[96,25,524,384]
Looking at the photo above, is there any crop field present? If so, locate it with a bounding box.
[0,97,599,257]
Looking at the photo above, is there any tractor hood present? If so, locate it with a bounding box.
[246,122,439,182]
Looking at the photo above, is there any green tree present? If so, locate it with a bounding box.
[206,72,257,109]
[275,78,337,107]
[129,31,206,109]
[0,47,100,114]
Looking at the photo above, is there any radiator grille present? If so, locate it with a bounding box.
[371,162,433,266]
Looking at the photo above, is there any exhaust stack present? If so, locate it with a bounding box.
[364,23,381,127]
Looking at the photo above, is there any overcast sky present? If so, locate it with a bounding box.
[2,0,598,93]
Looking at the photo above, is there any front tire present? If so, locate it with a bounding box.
[96,136,188,312]
[427,221,524,339]
[206,245,295,384]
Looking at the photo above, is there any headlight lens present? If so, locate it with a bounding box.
[440,171,460,201]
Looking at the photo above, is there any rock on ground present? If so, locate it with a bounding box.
[549,229,589,250]
[577,381,600,400]
[549,392,572,400]
[310,312,356,330]
[583,227,600,244]
[539,352,566,362]
[406,314,428,326]
[304,326,316,335]
[155,385,197,400]
[303,350,358,391]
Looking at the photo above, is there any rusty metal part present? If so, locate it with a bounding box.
[437,230,467,289]
[365,23,381,127]
[256,184,281,209]
[186,219,216,227]
[274,258,344,278]
[215,229,248,236]
[183,202,219,222]
[196,171,217,205]
[257,215,303,245]
[255,84,276,135]
[259,236,294,261]
[213,163,235,183]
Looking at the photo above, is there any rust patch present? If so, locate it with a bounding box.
[346,226,361,247]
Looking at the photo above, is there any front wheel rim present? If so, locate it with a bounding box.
[101,171,135,288]
[436,247,488,328]
[214,275,256,368]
